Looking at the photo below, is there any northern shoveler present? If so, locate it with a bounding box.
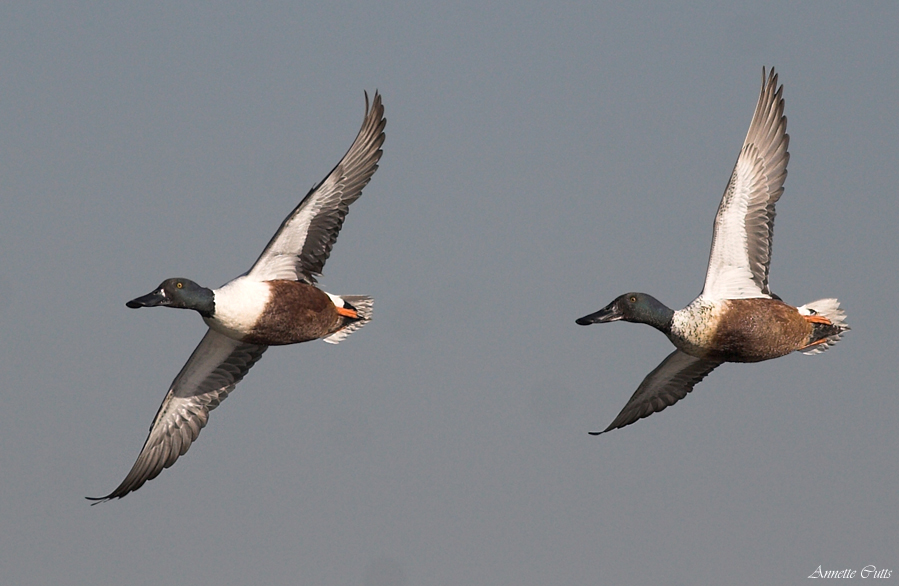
[90,92,386,502]
[576,69,847,435]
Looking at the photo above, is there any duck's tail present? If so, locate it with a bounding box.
[797,298,848,354]
[323,295,373,344]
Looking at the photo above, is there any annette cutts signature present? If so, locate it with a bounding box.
[809,566,892,579]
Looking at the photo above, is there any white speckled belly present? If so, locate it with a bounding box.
[668,298,725,358]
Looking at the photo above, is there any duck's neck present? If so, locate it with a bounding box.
[184,288,215,318]
[646,311,674,334]
[638,297,675,333]
[194,293,215,318]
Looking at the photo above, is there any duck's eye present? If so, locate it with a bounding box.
[176,282,183,289]
[629,296,637,303]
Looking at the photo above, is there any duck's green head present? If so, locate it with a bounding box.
[126,278,214,317]
[576,292,674,331]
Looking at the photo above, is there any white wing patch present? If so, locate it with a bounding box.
[245,93,385,284]
[701,69,788,301]
[252,253,307,282]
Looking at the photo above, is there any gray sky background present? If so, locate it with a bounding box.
[1,2,896,585]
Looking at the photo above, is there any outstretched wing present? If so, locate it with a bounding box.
[591,350,722,435]
[701,68,789,301]
[246,92,386,283]
[89,329,267,503]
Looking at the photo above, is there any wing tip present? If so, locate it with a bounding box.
[363,89,386,132]
[85,483,135,504]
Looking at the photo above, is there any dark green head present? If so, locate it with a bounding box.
[576,292,674,332]
[126,278,214,317]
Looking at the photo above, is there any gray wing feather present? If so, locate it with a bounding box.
[88,329,267,503]
[592,350,722,434]
[702,68,789,300]
[246,92,386,283]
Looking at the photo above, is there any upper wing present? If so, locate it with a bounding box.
[591,349,722,435]
[88,329,267,503]
[246,92,386,283]
[701,68,790,301]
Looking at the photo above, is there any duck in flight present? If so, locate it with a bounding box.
[89,93,385,502]
[576,69,847,435]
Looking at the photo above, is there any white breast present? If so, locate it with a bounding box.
[205,277,272,340]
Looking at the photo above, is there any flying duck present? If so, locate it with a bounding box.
[89,92,385,502]
[576,69,847,434]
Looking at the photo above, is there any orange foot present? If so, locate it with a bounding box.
[798,338,829,351]
[803,314,833,325]
[336,306,358,319]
